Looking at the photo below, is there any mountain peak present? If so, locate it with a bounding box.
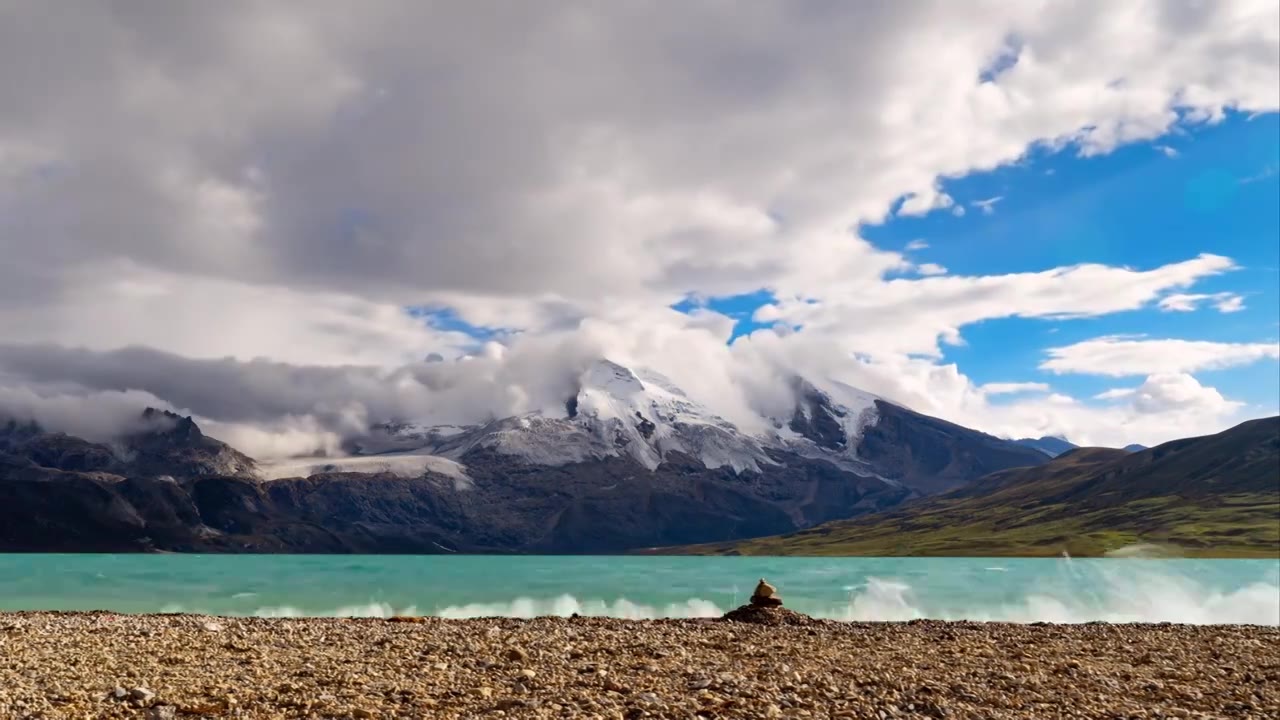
[1013,435,1078,458]
[579,359,645,397]
[130,407,255,478]
[140,407,204,441]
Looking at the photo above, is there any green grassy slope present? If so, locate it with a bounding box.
[667,417,1280,558]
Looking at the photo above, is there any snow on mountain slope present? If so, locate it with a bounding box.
[342,360,777,473]
[567,360,776,471]
[346,359,887,476]
[260,452,471,489]
[772,380,878,450]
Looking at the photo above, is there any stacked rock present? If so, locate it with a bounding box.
[721,577,813,625]
[750,578,783,607]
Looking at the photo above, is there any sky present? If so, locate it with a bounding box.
[0,0,1277,459]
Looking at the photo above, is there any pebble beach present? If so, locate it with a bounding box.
[1,609,1276,720]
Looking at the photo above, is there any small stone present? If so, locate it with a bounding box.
[753,578,777,599]
[111,686,128,700]
[749,578,784,607]
[504,647,529,662]
[202,622,223,632]
[178,701,229,715]
[352,709,374,719]
[473,686,493,699]
[431,662,449,671]
[130,687,155,702]
[145,706,177,720]
[517,668,537,680]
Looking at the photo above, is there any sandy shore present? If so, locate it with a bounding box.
[0,612,1276,719]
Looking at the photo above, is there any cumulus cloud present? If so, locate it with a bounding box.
[1098,373,1240,415]
[975,373,1250,447]
[0,0,1276,451]
[1041,337,1280,377]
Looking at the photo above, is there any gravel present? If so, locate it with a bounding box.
[0,611,1276,719]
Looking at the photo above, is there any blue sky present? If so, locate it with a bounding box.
[674,112,1280,417]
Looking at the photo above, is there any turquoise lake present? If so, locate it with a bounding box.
[1,555,1276,624]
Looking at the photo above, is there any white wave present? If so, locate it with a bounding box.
[839,577,923,622]
[223,576,1277,625]
[434,595,723,620]
[827,569,1280,625]
[159,602,417,618]
[153,564,1279,626]
[252,602,419,618]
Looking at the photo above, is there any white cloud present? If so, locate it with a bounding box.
[982,382,1051,395]
[916,263,949,276]
[1214,295,1246,313]
[758,253,1238,358]
[718,341,1261,447]
[905,239,930,251]
[985,373,1248,447]
[1157,292,1247,313]
[971,196,1004,215]
[1093,374,1239,418]
[1121,373,1239,415]
[898,188,956,217]
[0,0,1274,451]
[1042,337,1280,377]
[0,263,477,367]
[1241,164,1278,184]
[1154,144,1179,158]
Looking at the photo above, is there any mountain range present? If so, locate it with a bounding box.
[1013,435,1148,458]
[674,416,1279,557]
[0,360,1051,553]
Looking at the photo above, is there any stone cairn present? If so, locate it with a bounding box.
[720,578,813,626]
[750,578,782,607]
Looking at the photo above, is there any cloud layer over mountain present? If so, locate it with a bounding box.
[1,0,1277,456]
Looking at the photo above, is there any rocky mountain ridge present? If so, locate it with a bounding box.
[675,416,1280,557]
[0,360,1049,553]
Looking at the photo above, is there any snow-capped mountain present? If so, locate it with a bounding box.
[2,364,1051,553]
[349,359,880,476]
[340,358,1041,498]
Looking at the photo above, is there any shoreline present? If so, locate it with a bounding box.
[3,548,1278,558]
[2,612,1276,719]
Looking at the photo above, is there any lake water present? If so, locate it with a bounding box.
[1,555,1276,625]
